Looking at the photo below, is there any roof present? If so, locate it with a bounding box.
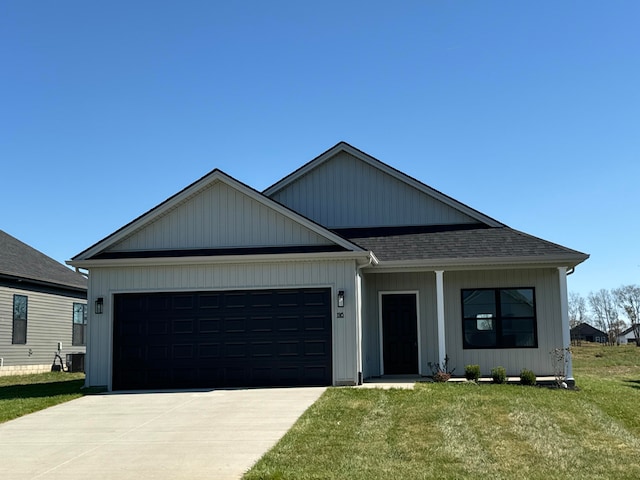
[570,322,608,336]
[339,225,589,267]
[619,324,639,336]
[0,230,87,291]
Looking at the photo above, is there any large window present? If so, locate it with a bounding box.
[12,295,28,344]
[462,288,537,349]
[73,303,88,346]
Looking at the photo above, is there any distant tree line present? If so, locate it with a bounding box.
[569,285,640,346]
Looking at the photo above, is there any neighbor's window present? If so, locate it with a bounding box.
[72,303,88,346]
[462,288,537,349]
[12,294,28,344]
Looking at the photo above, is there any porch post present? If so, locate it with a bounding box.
[435,270,446,366]
[558,267,574,384]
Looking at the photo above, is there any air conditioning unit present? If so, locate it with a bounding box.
[66,353,86,373]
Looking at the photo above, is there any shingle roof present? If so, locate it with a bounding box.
[0,230,87,291]
[343,226,588,265]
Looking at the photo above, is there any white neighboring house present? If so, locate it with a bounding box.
[617,325,639,345]
[69,142,589,391]
[0,230,87,376]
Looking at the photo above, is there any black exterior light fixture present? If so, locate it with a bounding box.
[337,290,345,308]
[95,297,104,314]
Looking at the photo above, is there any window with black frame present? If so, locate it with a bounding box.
[12,294,27,344]
[462,288,537,349]
[72,303,87,346]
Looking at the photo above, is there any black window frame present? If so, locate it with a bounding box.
[12,294,28,344]
[72,302,88,346]
[461,287,538,349]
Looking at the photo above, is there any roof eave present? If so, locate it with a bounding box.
[67,250,375,269]
[363,253,590,273]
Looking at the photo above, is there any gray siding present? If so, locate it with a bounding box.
[443,269,562,377]
[0,285,86,369]
[362,268,563,379]
[85,259,359,389]
[361,272,438,378]
[110,181,332,252]
[270,151,477,228]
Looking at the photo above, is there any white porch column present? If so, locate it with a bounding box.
[355,272,363,385]
[558,267,574,383]
[435,270,446,366]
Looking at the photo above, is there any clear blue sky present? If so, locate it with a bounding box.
[1,1,638,299]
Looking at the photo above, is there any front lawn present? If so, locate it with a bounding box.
[0,372,88,423]
[244,344,640,480]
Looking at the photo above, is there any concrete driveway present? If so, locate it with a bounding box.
[0,387,326,480]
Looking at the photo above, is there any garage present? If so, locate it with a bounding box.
[112,288,332,390]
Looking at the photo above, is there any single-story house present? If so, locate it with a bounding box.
[69,142,588,390]
[570,322,608,344]
[0,230,87,376]
[617,324,639,345]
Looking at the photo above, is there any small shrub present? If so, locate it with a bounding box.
[491,366,507,384]
[428,355,455,383]
[432,371,451,383]
[464,364,481,381]
[520,368,537,386]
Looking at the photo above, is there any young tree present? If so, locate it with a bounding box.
[568,292,589,328]
[613,284,640,346]
[588,289,622,345]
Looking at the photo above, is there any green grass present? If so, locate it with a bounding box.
[244,344,640,480]
[0,372,89,423]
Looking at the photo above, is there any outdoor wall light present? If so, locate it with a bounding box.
[95,297,104,315]
[337,290,345,308]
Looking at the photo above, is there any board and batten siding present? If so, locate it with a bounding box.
[361,268,564,379]
[85,259,360,389]
[0,285,86,373]
[443,268,562,377]
[110,181,333,252]
[361,272,439,378]
[269,151,478,228]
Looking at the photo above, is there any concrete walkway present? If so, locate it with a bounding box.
[0,387,326,480]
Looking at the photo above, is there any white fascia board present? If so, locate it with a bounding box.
[74,169,364,261]
[67,250,375,269]
[364,254,590,273]
[263,142,503,227]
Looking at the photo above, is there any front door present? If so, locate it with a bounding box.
[381,293,418,374]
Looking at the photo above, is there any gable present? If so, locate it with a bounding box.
[74,170,363,262]
[107,180,334,253]
[266,145,498,229]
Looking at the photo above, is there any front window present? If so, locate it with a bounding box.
[72,303,88,346]
[462,288,537,349]
[12,295,28,344]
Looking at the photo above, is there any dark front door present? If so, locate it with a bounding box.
[382,293,418,374]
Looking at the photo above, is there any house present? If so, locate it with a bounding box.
[570,322,609,344]
[617,324,639,345]
[0,230,87,376]
[68,142,589,390]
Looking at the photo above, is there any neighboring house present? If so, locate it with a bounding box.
[617,324,639,345]
[570,322,609,344]
[69,142,588,390]
[0,230,87,376]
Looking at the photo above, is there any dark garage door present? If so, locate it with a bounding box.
[113,288,332,390]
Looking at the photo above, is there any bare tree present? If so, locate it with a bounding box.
[568,292,588,328]
[588,289,622,345]
[613,284,640,346]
